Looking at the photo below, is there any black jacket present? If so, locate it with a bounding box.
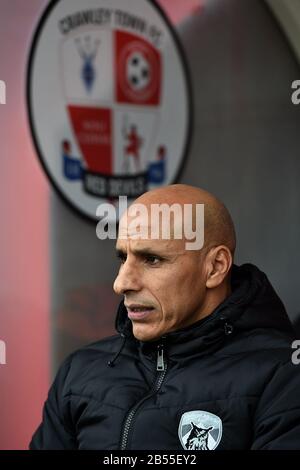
[30,264,300,450]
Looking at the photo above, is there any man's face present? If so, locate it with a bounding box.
[113,209,208,342]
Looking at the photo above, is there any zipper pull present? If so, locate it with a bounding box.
[157,343,165,371]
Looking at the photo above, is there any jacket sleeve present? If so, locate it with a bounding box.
[29,354,77,450]
[251,359,300,449]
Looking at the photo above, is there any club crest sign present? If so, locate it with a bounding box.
[178,410,222,450]
[27,0,192,220]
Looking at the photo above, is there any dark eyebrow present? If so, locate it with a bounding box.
[115,247,164,258]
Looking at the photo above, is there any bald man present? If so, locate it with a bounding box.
[30,185,300,451]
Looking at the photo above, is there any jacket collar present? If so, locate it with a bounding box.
[112,263,294,363]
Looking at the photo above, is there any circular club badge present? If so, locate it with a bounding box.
[27,0,192,221]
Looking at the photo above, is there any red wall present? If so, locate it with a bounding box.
[0,0,50,450]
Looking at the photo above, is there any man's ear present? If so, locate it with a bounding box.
[205,245,233,289]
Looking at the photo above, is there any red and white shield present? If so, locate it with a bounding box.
[61,28,162,176]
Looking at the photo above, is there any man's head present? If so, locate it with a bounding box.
[113,184,236,342]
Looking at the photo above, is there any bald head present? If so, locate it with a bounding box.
[132,184,236,256]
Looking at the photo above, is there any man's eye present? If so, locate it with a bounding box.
[145,255,161,265]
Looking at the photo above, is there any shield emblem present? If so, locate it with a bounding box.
[27,0,191,219]
[178,410,222,450]
[61,28,162,178]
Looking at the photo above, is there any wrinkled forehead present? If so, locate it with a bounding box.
[117,210,186,255]
[118,203,186,240]
[117,202,205,251]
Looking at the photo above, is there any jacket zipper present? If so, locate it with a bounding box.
[120,340,168,450]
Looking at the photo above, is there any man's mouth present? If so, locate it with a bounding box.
[125,304,155,320]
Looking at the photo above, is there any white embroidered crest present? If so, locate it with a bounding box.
[178,410,222,450]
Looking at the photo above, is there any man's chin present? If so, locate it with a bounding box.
[132,324,160,342]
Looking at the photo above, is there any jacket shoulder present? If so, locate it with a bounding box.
[217,327,295,364]
[67,334,122,369]
[52,334,123,393]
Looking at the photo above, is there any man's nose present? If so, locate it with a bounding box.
[113,260,141,295]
